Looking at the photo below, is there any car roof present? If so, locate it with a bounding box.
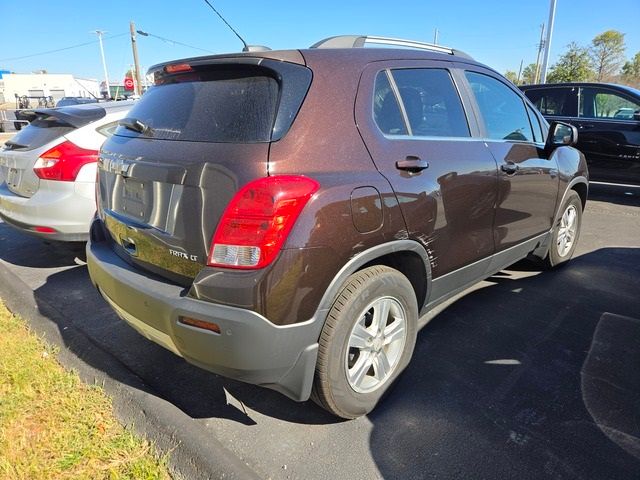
[520,82,640,97]
[148,46,487,74]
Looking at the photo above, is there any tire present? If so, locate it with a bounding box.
[311,265,418,419]
[539,190,583,269]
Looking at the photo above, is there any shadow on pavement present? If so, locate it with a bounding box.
[588,183,640,207]
[368,247,640,479]
[1,216,639,477]
[28,262,338,425]
[0,223,85,268]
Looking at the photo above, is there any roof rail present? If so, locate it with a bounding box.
[310,35,473,60]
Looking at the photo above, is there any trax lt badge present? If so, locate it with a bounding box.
[169,249,198,262]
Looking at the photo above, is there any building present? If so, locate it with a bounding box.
[1,73,100,104]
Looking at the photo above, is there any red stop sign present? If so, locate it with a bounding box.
[124,77,134,90]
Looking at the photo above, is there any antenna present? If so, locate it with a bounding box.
[202,0,248,51]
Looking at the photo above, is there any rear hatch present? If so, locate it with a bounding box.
[0,105,106,197]
[97,55,312,285]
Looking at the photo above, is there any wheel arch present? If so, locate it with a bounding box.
[571,180,588,210]
[556,176,588,223]
[310,240,432,338]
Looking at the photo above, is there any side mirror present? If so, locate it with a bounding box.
[546,121,578,152]
[634,110,640,122]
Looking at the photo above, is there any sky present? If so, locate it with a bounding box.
[2,0,639,82]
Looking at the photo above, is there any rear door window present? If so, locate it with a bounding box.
[465,71,534,142]
[524,87,577,117]
[373,68,470,138]
[116,66,279,143]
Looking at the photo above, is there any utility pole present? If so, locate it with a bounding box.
[517,59,524,84]
[540,0,557,84]
[534,24,545,84]
[129,21,143,96]
[433,28,439,45]
[94,30,110,98]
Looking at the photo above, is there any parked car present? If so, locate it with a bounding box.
[520,82,640,185]
[0,101,134,241]
[56,96,99,107]
[86,35,588,418]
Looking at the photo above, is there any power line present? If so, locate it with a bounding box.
[136,31,213,54]
[201,0,248,50]
[0,33,127,63]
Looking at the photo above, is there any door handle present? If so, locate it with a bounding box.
[396,157,429,173]
[501,162,518,175]
[578,124,595,129]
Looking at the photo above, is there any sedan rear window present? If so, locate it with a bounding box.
[115,66,279,143]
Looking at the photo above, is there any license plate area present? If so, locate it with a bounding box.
[6,168,19,188]
[121,179,151,220]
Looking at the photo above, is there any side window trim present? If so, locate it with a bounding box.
[525,104,545,144]
[385,69,413,135]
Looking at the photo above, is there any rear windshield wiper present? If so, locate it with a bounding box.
[119,117,152,135]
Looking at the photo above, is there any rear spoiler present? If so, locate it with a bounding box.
[32,105,107,128]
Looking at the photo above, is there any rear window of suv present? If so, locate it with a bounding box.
[115,66,279,143]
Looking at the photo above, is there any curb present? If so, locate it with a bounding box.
[0,259,260,480]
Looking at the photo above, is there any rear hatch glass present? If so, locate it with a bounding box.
[99,60,312,285]
[114,65,278,143]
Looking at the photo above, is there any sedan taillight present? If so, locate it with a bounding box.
[33,140,99,182]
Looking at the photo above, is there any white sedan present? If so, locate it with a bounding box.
[0,101,133,241]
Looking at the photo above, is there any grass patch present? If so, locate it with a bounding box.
[0,302,171,479]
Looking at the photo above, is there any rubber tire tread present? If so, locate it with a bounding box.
[538,190,583,270]
[311,265,417,419]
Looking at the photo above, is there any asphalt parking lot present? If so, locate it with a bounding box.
[0,183,639,479]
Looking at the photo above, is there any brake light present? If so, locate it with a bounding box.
[208,175,319,269]
[165,63,193,73]
[33,140,98,181]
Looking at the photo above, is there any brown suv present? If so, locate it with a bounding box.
[87,35,588,418]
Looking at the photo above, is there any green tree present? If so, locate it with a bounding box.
[504,70,519,84]
[547,42,594,83]
[521,63,538,85]
[622,52,640,87]
[590,30,626,82]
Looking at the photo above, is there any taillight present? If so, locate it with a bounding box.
[208,175,320,269]
[33,140,99,181]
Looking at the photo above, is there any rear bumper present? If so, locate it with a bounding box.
[86,235,320,401]
[0,180,94,241]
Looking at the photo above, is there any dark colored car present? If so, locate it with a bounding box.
[86,35,588,418]
[521,82,640,185]
[56,97,98,107]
